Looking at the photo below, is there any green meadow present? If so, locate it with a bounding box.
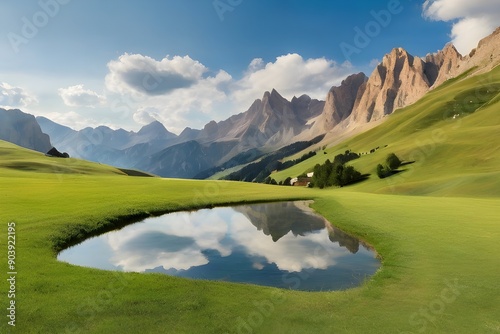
[1,66,500,333]
[272,66,500,198]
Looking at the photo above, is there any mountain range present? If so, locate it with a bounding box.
[2,27,499,179]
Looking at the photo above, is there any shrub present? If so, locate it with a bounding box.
[386,153,402,170]
[377,153,402,179]
[377,164,387,179]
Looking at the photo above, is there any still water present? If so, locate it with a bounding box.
[58,201,380,291]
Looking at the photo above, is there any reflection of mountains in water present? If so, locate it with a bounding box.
[325,225,359,254]
[234,201,362,253]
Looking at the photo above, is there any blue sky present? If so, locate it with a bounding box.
[0,0,498,133]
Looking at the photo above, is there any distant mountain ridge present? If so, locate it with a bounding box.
[36,117,178,168]
[35,90,324,178]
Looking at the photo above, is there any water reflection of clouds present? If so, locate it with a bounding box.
[230,213,342,272]
[104,205,347,273]
[106,209,232,272]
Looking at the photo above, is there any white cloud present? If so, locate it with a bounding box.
[105,53,208,96]
[58,85,105,108]
[0,82,37,108]
[102,52,355,133]
[422,0,500,54]
[247,58,265,73]
[133,107,161,125]
[126,69,232,132]
[232,53,353,108]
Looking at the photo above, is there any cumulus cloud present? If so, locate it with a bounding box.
[105,53,208,96]
[422,0,500,54]
[247,58,265,73]
[232,53,353,107]
[0,82,37,108]
[58,85,105,108]
[123,69,232,132]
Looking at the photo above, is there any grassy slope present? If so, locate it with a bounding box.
[272,66,500,198]
[0,67,499,333]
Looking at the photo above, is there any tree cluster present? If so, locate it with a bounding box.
[377,153,402,178]
[311,158,362,189]
[333,150,360,165]
[264,176,294,186]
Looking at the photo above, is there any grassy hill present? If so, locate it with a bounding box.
[272,65,500,197]
[0,140,128,177]
[0,67,499,333]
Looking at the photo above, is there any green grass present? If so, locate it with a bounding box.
[1,66,499,333]
[1,159,499,333]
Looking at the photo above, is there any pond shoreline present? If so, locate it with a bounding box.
[52,197,314,255]
[57,200,381,291]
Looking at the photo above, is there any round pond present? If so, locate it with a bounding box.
[58,201,380,291]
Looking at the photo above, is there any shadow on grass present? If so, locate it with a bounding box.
[118,168,157,177]
[378,161,415,180]
[344,174,371,187]
[378,170,406,179]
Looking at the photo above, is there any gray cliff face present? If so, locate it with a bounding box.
[0,109,52,153]
[424,43,463,87]
[310,73,368,133]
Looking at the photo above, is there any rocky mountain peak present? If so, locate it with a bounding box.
[424,43,463,87]
[464,26,500,73]
[350,47,431,123]
[137,121,177,142]
[139,120,165,134]
[291,94,312,105]
[202,120,219,136]
[442,43,461,56]
[263,89,288,109]
[478,26,500,49]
